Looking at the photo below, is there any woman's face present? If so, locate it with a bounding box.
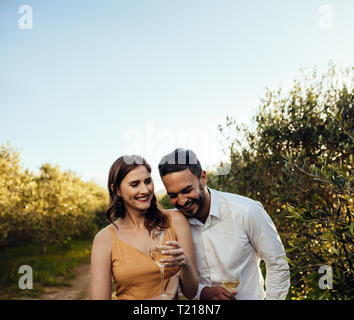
[118,165,154,212]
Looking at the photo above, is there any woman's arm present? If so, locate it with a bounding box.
[164,271,180,299]
[146,271,180,300]
[162,210,199,299]
[89,228,113,300]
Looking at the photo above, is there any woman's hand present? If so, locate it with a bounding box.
[160,240,189,268]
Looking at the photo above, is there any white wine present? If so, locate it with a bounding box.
[221,280,240,292]
[150,249,164,267]
[151,248,172,267]
[150,229,173,298]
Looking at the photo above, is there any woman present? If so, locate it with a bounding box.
[89,155,199,300]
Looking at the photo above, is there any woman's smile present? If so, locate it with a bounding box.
[135,194,151,202]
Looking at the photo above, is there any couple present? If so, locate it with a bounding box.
[90,148,290,300]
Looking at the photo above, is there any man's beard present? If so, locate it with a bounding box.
[177,184,206,218]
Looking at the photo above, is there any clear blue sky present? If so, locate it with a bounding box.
[1,0,353,192]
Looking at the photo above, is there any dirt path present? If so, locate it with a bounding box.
[31,262,91,300]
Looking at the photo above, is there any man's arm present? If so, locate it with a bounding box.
[244,201,290,300]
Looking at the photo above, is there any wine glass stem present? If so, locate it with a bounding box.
[159,265,165,296]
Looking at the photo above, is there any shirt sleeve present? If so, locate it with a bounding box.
[243,201,290,300]
[195,283,208,300]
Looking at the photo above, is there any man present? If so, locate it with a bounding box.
[158,148,290,300]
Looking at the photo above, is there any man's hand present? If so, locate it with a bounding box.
[200,286,237,300]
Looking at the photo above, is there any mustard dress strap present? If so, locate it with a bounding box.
[108,224,120,243]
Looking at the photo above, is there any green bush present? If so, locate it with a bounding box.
[0,143,108,250]
[209,65,353,299]
[158,193,174,210]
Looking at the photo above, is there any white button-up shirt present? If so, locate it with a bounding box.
[189,188,290,300]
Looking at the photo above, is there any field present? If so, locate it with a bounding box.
[0,238,92,299]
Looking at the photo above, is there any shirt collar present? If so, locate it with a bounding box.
[209,188,221,219]
[189,187,220,226]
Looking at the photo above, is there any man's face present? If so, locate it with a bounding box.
[161,168,206,219]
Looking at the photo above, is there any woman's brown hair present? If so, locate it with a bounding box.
[106,155,170,231]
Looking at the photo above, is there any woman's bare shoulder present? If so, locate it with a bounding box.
[163,210,193,249]
[163,209,189,227]
[93,223,116,246]
[91,225,115,271]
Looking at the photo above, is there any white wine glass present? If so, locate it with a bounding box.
[150,228,172,299]
[220,267,241,295]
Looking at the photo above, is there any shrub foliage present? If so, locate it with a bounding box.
[208,66,353,299]
[0,143,108,251]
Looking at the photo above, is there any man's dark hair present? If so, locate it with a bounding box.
[158,148,202,178]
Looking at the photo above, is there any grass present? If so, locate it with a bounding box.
[0,238,93,299]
